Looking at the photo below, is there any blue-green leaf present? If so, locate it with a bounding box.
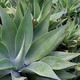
[41,56,77,70]
[15,8,33,57]
[0,6,17,60]
[14,36,25,69]
[0,59,15,70]
[41,0,52,19]
[50,11,65,22]
[14,0,23,29]
[11,71,27,80]
[34,12,51,40]
[0,42,10,60]
[34,0,40,19]
[0,70,10,78]
[25,26,65,65]
[21,61,60,80]
[49,51,80,61]
[55,70,76,80]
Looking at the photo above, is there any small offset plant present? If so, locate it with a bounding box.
[0,0,80,80]
[0,0,15,18]
[50,0,80,27]
[52,0,80,17]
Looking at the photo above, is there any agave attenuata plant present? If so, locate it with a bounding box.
[0,0,80,80]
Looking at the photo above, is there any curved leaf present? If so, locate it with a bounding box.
[25,26,65,65]
[0,42,10,60]
[12,76,27,80]
[55,70,76,80]
[0,59,15,70]
[14,0,23,29]
[49,51,80,61]
[41,0,52,19]
[11,71,27,80]
[34,12,51,40]
[20,0,27,16]
[20,61,60,80]
[41,56,77,70]
[0,70,10,78]
[14,36,25,69]
[34,0,40,19]
[50,11,65,22]
[30,70,76,80]
[15,8,33,57]
[0,6,17,60]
